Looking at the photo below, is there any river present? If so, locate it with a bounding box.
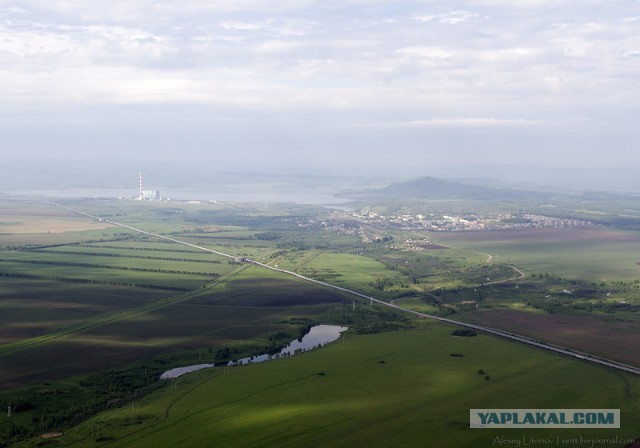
[160,325,348,380]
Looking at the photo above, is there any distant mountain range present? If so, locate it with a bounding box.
[3,159,638,203]
[345,176,640,202]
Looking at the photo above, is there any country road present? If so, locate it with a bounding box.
[48,202,640,377]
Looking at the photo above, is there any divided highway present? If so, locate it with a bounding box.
[50,202,640,377]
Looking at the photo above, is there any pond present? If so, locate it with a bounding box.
[160,325,348,380]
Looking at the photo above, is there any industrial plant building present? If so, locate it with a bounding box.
[138,171,161,201]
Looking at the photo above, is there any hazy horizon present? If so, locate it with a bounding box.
[2,159,640,198]
[1,1,639,179]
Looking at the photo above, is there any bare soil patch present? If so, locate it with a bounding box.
[40,432,62,439]
[0,216,114,233]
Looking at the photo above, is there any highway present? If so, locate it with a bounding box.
[49,201,640,377]
[250,259,640,376]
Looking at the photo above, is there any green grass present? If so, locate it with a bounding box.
[36,324,640,448]
[0,260,213,290]
[1,250,233,276]
[434,228,640,281]
[5,198,640,447]
[274,251,408,299]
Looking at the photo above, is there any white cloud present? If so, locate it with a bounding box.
[219,20,265,31]
[349,117,557,128]
[0,0,638,169]
[395,46,458,59]
[414,10,483,25]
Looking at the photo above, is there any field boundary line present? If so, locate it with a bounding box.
[0,265,250,356]
[47,201,640,377]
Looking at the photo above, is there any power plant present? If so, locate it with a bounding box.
[137,171,161,201]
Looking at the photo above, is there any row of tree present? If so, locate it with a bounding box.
[0,272,190,291]
[0,258,220,277]
[23,249,223,264]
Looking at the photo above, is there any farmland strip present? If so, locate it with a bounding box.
[0,272,189,291]
[0,258,221,277]
[77,244,209,254]
[0,264,251,356]
[20,249,222,264]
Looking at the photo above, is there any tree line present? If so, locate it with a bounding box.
[0,272,190,291]
[0,258,221,277]
[17,249,222,264]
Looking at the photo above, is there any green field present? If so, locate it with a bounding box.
[3,197,640,447]
[433,227,640,282]
[275,251,407,298]
[1,249,231,276]
[27,324,640,448]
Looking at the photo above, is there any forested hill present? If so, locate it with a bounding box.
[353,176,546,201]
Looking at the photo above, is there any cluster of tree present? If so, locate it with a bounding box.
[269,250,287,259]
[255,232,284,241]
[0,421,29,446]
[372,277,395,291]
[299,268,341,282]
[527,272,566,284]
[570,301,640,313]
[0,365,167,445]
[451,329,477,337]
[276,240,310,251]
[213,346,236,361]
[296,323,313,341]
[525,297,581,314]
[80,366,164,398]
[345,308,414,334]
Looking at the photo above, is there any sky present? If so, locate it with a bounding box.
[1,1,639,176]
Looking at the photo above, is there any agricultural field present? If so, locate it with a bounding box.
[0,272,350,389]
[433,227,640,282]
[459,309,640,367]
[0,197,404,444]
[274,251,409,299]
[3,196,640,446]
[0,199,114,235]
[0,280,169,344]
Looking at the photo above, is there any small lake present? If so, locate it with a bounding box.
[160,325,348,380]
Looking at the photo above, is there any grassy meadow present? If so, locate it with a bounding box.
[25,324,640,448]
[433,227,640,282]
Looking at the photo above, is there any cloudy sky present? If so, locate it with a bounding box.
[1,1,639,175]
